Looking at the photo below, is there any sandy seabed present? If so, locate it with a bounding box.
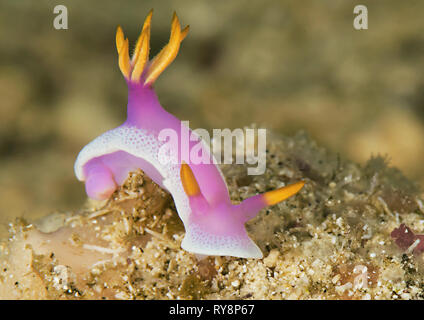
[1,129,423,300]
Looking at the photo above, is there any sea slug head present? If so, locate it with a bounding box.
[179,163,305,258]
[75,10,189,201]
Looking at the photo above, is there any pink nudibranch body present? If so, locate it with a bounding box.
[74,11,305,259]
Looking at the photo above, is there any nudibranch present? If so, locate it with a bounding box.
[74,11,305,259]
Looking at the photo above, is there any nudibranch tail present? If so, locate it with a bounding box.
[180,162,305,220]
[178,163,305,258]
[116,10,189,85]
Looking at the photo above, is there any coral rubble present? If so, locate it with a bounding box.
[1,129,423,299]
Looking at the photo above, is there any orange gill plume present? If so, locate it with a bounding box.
[115,10,189,85]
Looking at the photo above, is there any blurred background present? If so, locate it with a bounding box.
[0,0,423,237]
